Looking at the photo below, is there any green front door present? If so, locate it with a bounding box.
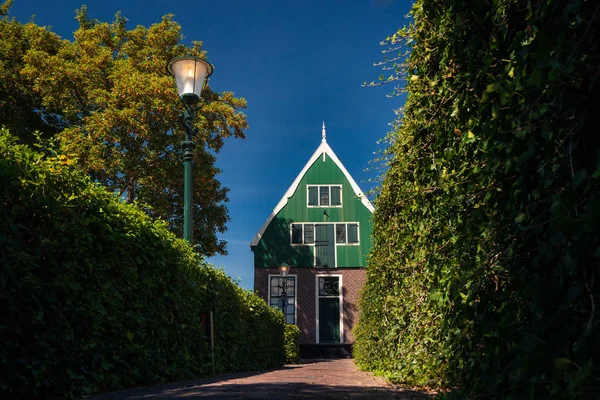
[315,224,335,268]
[318,276,341,343]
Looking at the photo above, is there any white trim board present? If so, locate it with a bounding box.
[250,140,374,247]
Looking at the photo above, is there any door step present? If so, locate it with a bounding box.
[299,344,353,359]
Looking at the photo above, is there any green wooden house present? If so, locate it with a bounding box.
[251,124,373,346]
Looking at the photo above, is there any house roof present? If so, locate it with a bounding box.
[250,135,374,248]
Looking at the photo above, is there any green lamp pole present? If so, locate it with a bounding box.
[167,55,214,243]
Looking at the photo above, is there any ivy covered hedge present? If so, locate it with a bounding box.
[0,129,284,398]
[355,0,599,398]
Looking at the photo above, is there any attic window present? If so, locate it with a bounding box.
[307,185,342,207]
[320,186,329,205]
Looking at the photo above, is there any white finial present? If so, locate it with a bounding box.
[322,121,326,142]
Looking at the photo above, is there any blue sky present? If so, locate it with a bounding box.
[9,0,411,289]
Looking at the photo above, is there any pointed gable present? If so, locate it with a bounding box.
[250,139,373,248]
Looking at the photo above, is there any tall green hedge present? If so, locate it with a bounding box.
[0,129,284,398]
[355,0,599,398]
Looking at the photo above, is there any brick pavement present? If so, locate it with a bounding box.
[89,359,430,399]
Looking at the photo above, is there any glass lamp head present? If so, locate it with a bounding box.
[278,263,290,278]
[167,55,213,105]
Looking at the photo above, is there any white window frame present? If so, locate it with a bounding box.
[290,222,360,247]
[290,223,304,245]
[289,223,360,268]
[267,274,297,324]
[344,223,360,246]
[307,185,343,208]
[315,273,344,344]
[335,223,345,244]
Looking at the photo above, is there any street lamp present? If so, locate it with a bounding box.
[167,55,214,242]
[278,263,290,319]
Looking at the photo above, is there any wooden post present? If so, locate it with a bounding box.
[209,310,215,373]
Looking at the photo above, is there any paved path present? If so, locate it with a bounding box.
[90,359,430,399]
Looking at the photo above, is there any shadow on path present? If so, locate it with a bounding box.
[88,359,430,400]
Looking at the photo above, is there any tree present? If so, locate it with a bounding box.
[0,0,10,15]
[15,5,247,256]
[0,0,62,142]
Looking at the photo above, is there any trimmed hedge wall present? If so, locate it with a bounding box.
[0,129,284,398]
[354,0,599,398]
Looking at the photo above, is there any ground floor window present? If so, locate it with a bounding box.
[269,276,296,324]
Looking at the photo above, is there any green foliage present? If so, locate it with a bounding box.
[0,2,62,142]
[0,0,12,16]
[0,129,283,399]
[355,0,599,398]
[1,3,248,256]
[284,324,300,364]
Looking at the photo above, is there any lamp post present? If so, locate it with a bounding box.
[278,263,290,320]
[167,55,214,243]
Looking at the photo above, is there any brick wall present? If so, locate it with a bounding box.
[254,268,366,344]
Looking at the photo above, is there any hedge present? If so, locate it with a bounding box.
[0,129,284,399]
[284,324,300,364]
[354,0,599,398]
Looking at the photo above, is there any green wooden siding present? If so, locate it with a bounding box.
[253,154,372,268]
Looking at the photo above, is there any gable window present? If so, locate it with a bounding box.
[331,186,341,206]
[291,222,359,246]
[335,223,359,245]
[291,224,303,244]
[347,223,359,244]
[320,186,329,206]
[269,276,296,324]
[304,224,315,244]
[307,185,342,207]
[308,186,318,206]
[336,224,346,244]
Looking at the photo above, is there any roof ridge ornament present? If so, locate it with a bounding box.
[322,121,326,142]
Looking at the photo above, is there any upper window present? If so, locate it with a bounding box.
[347,223,359,244]
[291,222,359,246]
[307,185,342,207]
[336,223,346,244]
[291,224,303,244]
[335,223,359,245]
[304,224,315,244]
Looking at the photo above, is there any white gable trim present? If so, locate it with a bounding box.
[250,140,374,247]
